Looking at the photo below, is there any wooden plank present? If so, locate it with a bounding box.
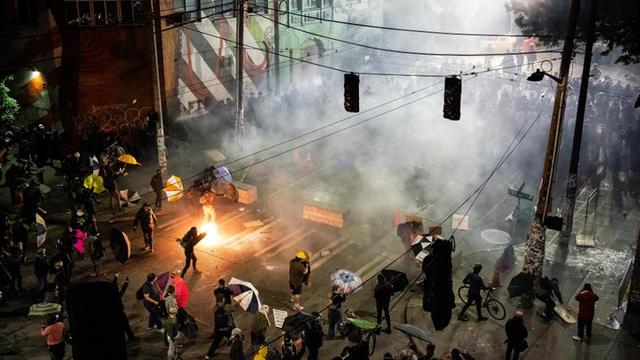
[576,234,596,247]
[233,182,257,204]
[303,204,345,228]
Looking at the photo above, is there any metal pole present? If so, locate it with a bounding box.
[515,0,582,305]
[559,0,598,246]
[235,0,245,150]
[151,0,168,176]
[274,1,280,94]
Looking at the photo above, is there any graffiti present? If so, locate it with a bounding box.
[74,103,152,140]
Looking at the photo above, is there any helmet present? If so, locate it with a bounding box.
[473,263,483,273]
[295,250,308,260]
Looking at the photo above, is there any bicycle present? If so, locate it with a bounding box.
[457,285,506,320]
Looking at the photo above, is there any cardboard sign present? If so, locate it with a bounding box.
[451,214,469,231]
[273,308,288,329]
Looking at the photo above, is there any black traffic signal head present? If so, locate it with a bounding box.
[344,72,360,113]
[443,76,461,120]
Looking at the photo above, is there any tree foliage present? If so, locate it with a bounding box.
[0,76,20,124]
[506,0,640,64]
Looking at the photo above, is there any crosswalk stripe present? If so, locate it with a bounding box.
[255,228,309,258]
[356,255,385,277]
[310,237,344,262]
[312,239,355,270]
[216,219,282,248]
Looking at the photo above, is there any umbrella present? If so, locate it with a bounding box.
[165,175,184,202]
[156,272,191,308]
[381,269,409,293]
[83,174,105,193]
[36,212,47,247]
[119,189,141,207]
[213,166,232,182]
[73,229,87,254]
[393,323,430,343]
[346,318,379,331]
[411,235,444,262]
[330,269,363,295]
[282,311,314,333]
[117,154,141,165]
[110,228,131,264]
[29,302,62,316]
[228,277,262,313]
[508,272,534,298]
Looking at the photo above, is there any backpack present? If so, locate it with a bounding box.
[214,308,231,331]
[181,311,199,339]
[135,284,145,300]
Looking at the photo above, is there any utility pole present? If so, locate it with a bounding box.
[235,0,246,150]
[559,0,598,246]
[151,0,168,176]
[514,0,582,305]
[274,1,280,94]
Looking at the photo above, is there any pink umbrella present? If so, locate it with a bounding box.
[73,229,87,254]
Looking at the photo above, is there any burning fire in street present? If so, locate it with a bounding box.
[200,221,220,247]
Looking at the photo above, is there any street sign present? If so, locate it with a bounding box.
[451,214,469,231]
[508,188,534,201]
[272,308,288,329]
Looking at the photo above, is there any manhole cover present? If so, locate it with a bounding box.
[481,229,511,245]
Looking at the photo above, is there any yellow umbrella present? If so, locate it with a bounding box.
[83,174,106,193]
[117,154,141,165]
[165,175,184,202]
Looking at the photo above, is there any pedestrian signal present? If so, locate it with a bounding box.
[443,76,461,120]
[344,72,360,113]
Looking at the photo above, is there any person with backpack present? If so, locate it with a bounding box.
[150,169,165,210]
[178,227,203,277]
[86,234,104,276]
[138,273,163,330]
[250,304,270,345]
[458,264,490,322]
[165,306,181,360]
[204,298,234,359]
[505,311,528,360]
[133,203,158,252]
[374,273,394,333]
[304,313,324,360]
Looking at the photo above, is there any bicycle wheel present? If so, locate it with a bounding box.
[486,299,506,320]
[457,285,470,304]
[368,333,376,355]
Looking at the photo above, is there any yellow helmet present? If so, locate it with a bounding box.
[296,250,308,260]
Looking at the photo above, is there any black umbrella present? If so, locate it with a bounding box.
[393,323,430,343]
[110,228,131,264]
[282,311,314,334]
[381,269,409,293]
[508,272,534,298]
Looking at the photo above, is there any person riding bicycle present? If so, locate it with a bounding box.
[458,264,491,322]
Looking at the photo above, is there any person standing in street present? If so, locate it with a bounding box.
[133,202,158,252]
[250,304,270,345]
[214,278,233,305]
[34,248,49,295]
[327,285,346,339]
[374,273,394,333]
[304,313,324,360]
[205,298,234,359]
[199,192,216,223]
[165,306,181,360]
[40,314,65,360]
[178,226,203,277]
[573,283,599,344]
[141,273,164,330]
[151,169,165,210]
[229,328,245,360]
[505,311,528,360]
[289,251,310,311]
[458,264,490,322]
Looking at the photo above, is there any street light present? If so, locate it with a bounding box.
[527,69,561,84]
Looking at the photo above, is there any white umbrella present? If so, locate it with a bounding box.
[228,277,262,313]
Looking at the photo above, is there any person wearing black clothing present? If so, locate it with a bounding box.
[327,285,346,338]
[505,311,528,360]
[4,164,22,204]
[142,273,163,329]
[150,169,164,210]
[374,273,394,333]
[178,226,202,277]
[22,180,43,224]
[304,313,324,360]
[458,264,490,322]
[133,203,158,252]
[205,300,233,359]
[11,217,28,263]
[34,248,49,294]
[213,278,233,305]
[113,274,136,341]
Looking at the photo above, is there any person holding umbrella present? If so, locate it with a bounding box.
[374,273,394,334]
[141,273,164,330]
[178,226,204,277]
[133,203,158,252]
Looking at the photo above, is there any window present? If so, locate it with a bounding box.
[249,0,268,14]
[303,0,320,9]
[63,0,149,26]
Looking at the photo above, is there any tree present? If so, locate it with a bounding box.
[0,76,20,124]
[506,0,640,64]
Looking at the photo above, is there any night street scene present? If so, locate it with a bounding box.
[1,1,640,360]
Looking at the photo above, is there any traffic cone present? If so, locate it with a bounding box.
[292,150,301,164]
[304,152,313,168]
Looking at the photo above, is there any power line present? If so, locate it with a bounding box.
[251,3,555,39]
[254,12,562,58]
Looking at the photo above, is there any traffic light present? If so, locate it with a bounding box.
[443,76,461,120]
[344,72,360,113]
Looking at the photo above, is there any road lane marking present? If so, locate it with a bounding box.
[312,238,356,269]
[356,255,385,277]
[256,228,309,258]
